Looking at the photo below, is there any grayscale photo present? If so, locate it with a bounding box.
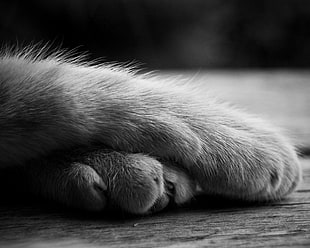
[0,0,309,247]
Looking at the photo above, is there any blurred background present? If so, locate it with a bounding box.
[0,0,310,149]
[0,0,310,69]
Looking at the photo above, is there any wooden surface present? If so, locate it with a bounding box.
[0,159,309,248]
[0,70,309,247]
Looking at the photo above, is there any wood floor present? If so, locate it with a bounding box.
[0,71,309,247]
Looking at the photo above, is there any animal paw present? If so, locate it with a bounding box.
[76,151,197,214]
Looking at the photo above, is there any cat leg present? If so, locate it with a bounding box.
[0,53,301,203]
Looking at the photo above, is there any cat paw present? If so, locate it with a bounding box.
[84,151,197,214]
[195,134,302,202]
[251,146,302,201]
[31,150,196,215]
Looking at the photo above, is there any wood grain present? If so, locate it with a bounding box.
[0,159,309,248]
[0,71,309,247]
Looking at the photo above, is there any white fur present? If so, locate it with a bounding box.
[0,47,302,214]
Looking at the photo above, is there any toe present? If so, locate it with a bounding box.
[86,176,107,211]
[66,163,108,212]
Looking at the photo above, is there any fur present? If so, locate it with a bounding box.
[0,46,302,214]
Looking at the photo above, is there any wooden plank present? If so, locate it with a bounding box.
[0,158,309,248]
[0,204,309,248]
